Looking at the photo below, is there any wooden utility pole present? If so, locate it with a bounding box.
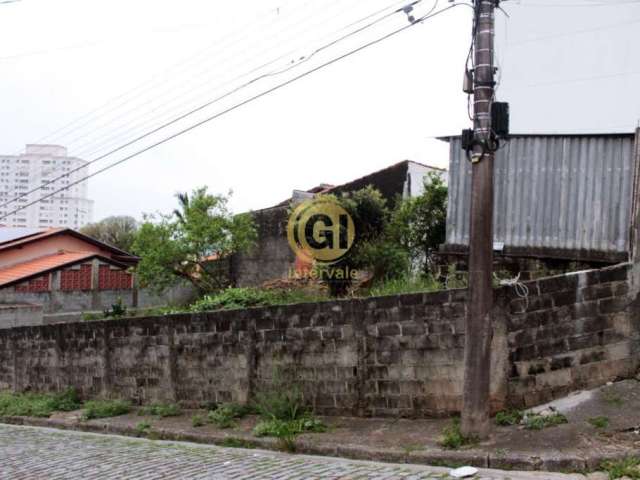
[461,0,497,439]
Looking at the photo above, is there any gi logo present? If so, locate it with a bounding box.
[287,197,355,264]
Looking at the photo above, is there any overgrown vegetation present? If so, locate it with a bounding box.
[524,412,568,430]
[207,403,251,429]
[0,388,81,418]
[138,402,182,418]
[82,399,131,420]
[495,409,524,426]
[132,187,257,294]
[367,275,440,297]
[439,418,477,450]
[601,457,640,479]
[588,416,610,429]
[190,287,325,312]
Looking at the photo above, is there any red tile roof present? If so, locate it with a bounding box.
[0,251,119,288]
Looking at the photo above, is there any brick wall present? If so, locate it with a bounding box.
[98,265,133,290]
[60,264,92,291]
[15,275,50,293]
[0,263,638,416]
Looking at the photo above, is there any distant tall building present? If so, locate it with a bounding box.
[0,145,93,229]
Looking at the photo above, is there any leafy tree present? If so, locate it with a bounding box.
[387,172,448,274]
[132,187,256,293]
[80,215,138,252]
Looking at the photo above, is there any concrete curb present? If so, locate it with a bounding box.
[0,416,628,474]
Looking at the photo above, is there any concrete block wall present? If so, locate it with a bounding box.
[0,263,638,417]
[505,263,640,408]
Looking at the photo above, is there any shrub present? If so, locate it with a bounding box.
[495,409,524,426]
[103,298,127,319]
[0,388,81,418]
[138,403,182,417]
[82,399,131,420]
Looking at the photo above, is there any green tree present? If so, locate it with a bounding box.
[80,215,138,252]
[387,172,448,274]
[132,187,256,293]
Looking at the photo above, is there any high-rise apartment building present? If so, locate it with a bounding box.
[0,145,93,229]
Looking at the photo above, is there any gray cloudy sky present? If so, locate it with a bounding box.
[0,0,639,222]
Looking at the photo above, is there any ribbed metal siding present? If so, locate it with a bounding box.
[446,135,636,254]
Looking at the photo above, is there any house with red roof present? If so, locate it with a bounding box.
[0,227,142,326]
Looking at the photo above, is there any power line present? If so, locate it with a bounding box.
[0,2,462,221]
[0,0,422,211]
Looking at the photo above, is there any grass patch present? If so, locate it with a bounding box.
[138,403,182,417]
[253,417,325,452]
[82,399,131,420]
[601,457,640,479]
[191,414,205,428]
[208,403,252,429]
[495,409,524,426]
[524,412,568,430]
[602,390,625,407]
[588,416,610,429]
[367,275,440,297]
[0,388,81,418]
[439,418,477,450]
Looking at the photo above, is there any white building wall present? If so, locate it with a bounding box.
[0,145,94,229]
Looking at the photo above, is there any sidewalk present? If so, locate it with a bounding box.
[2,379,639,475]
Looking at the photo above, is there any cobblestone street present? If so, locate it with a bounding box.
[0,424,590,480]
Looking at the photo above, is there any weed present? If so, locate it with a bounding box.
[524,412,568,430]
[601,457,640,479]
[103,297,127,319]
[135,420,152,436]
[495,409,524,426]
[138,403,182,417]
[220,438,255,449]
[191,414,205,428]
[401,443,423,455]
[208,403,251,429]
[439,418,477,450]
[254,383,306,422]
[0,388,81,418]
[82,399,131,420]
[588,416,610,429]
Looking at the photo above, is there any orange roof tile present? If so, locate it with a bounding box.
[0,251,96,287]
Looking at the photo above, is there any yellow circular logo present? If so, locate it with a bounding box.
[287,197,355,264]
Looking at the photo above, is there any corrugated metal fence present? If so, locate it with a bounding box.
[446,134,637,257]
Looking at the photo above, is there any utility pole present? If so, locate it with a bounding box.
[461,0,498,439]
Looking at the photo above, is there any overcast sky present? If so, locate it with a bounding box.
[0,0,639,222]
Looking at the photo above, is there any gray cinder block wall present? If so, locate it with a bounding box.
[0,263,637,417]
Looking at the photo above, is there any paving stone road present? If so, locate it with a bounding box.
[0,424,587,480]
